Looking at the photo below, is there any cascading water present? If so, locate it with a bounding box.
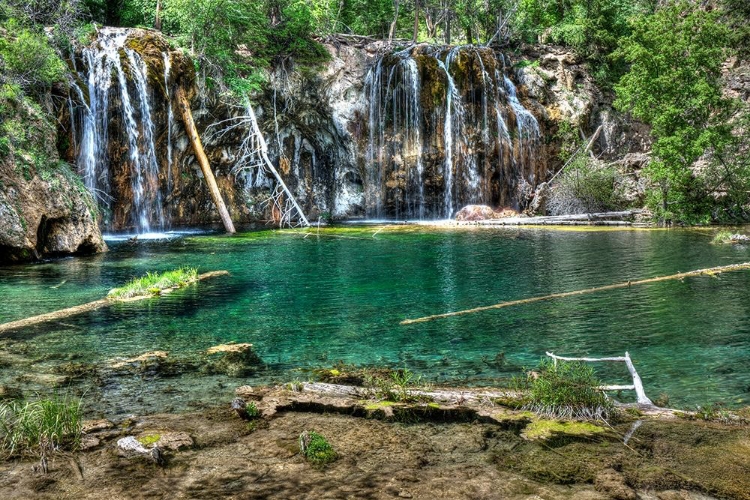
[363,45,541,219]
[71,28,167,232]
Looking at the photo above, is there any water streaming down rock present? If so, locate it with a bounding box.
[72,28,168,232]
[63,32,549,228]
[363,45,540,219]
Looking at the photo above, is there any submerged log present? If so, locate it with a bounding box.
[0,271,229,334]
[176,86,236,234]
[401,262,750,325]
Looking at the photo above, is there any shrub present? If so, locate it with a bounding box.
[0,395,83,458]
[525,359,615,421]
[547,157,624,215]
[0,20,67,90]
[299,430,337,466]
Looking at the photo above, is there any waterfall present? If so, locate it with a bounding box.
[72,28,167,232]
[163,52,173,200]
[363,45,540,219]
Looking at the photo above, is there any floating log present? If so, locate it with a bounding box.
[176,86,235,234]
[401,262,750,325]
[0,271,229,334]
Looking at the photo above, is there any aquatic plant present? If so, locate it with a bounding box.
[299,430,337,466]
[0,395,83,458]
[524,359,615,421]
[711,231,749,244]
[107,267,198,299]
[245,401,259,419]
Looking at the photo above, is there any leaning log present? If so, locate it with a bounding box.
[176,86,235,234]
[401,262,750,325]
[0,271,229,334]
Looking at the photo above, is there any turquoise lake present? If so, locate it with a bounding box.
[1,225,749,416]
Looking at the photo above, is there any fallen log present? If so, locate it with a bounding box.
[401,262,750,325]
[176,86,235,234]
[462,210,641,226]
[0,271,229,334]
[299,382,516,404]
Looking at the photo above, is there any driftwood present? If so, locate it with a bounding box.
[176,87,235,234]
[462,210,641,226]
[401,261,750,325]
[546,352,653,406]
[300,382,515,404]
[0,271,229,334]
[547,125,604,185]
[245,104,310,227]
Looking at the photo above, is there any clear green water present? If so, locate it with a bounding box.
[1,225,749,415]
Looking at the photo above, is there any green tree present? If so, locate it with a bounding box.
[614,1,735,223]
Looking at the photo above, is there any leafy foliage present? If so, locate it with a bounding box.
[299,430,337,466]
[614,2,736,224]
[0,20,67,91]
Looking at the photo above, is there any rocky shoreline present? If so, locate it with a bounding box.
[1,380,749,499]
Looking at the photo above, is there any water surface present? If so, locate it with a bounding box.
[1,225,748,415]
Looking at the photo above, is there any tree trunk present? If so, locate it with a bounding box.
[154,0,162,31]
[444,8,451,44]
[413,0,420,42]
[176,86,236,234]
[389,0,401,43]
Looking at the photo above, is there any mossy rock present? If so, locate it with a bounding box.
[203,343,263,377]
[522,419,606,441]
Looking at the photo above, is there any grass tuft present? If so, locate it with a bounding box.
[107,267,198,299]
[0,395,83,458]
[711,231,749,244]
[523,359,616,421]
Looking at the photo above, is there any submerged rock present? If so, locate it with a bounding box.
[0,385,23,400]
[204,343,263,377]
[109,351,169,370]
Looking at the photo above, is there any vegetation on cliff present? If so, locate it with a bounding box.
[0,0,749,224]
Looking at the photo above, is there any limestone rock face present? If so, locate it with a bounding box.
[516,45,652,161]
[58,30,653,227]
[0,93,105,264]
[0,171,105,262]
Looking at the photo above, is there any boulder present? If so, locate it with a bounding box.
[455,205,497,221]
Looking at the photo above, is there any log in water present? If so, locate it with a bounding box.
[0,271,229,334]
[401,262,750,325]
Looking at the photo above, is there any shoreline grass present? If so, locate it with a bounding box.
[0,395,83,458]
[107,267,199,300]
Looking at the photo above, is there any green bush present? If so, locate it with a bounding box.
[525,359,615,421]
[299,430,337,466]
[0,20,67,90]
[547,157,624,215]
[0,395,83,458]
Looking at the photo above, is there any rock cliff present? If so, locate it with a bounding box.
[0,85,105,264]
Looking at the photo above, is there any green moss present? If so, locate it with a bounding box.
[522,419,605,440]
[137,433,161,446]
[107,267,199,300]
[364,401,396,411]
